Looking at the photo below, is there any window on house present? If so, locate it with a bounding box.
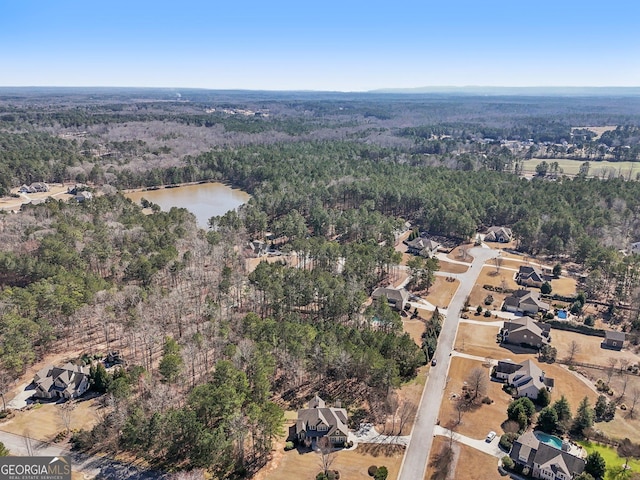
[613,341,617,347]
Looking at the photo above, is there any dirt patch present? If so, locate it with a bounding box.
[403,318,426,346]
[437,261,469,274]
[263,443,404,480]
[424,277,459,310]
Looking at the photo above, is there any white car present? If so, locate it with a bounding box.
[486,431,496,442]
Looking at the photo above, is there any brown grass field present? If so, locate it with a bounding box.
[551,329,640,366]
[468,266,519,307]
[403,318,426,346]
[454,323,599,409]
[454,443,502,480]
[0,184,73,211]
[263,442,404,480]
[446,245,474,264]
[424,277,460,309]
[437,261,469,274]
[438,357,510,440]
[0,397,103,442]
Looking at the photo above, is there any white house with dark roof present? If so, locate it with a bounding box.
[296,394,349,446]
[33,363,90,400]
[509,430,585,480]
[495,359,554,400]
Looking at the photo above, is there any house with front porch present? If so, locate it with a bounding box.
[296,395,349,447]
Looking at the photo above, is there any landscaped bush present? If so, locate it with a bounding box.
[500,433,518,451]
[374,466,388,480]
[368,465,378,477]
[502,455,515,470]
[482,396,493,404]
[284,441,294,451]
[484,310,492,317]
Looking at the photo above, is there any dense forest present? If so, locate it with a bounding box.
[3,89,640,477]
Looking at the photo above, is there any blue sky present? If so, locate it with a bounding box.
[1,0,638,91]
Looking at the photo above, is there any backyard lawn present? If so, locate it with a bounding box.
[579,441,640,474]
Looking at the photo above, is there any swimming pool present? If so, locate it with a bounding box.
[534,431,563,449]
[557,310,567,319]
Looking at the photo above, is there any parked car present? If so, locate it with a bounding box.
[486,431,496,442]
[431,358,437,366]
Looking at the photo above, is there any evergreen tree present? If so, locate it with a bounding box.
[584,451,606,480]
[572,396,594,436]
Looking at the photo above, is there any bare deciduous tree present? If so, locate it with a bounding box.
[58,402,76,434]
[317,436,336,476]
[606,357,618,384]
[629,388,640,418]
[466,367,488,403]
[567,340,580,365]
[493,256,503,274]
[397,400,416,435]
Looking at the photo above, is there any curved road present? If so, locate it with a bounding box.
[398,246,499,480]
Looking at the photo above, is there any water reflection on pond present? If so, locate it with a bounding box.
[125,183,250,228]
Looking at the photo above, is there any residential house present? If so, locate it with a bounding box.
[296,394,349,446]
[517,265,545,288]
[33,363,91,400]
[602,330,625,351]
[19,183,50,194]
[510,430,585,480]
[75,191,93,202]
[494,359,554,400]
[371,287,410,311]
[484,226,513,243]
[405,236,440,257]
[503,289,550,315]
[501,316,551,349]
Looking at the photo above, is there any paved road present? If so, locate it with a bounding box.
[0,429,165,479]
[397,245,499,480]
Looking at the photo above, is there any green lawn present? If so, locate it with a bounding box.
[579,441,640,473]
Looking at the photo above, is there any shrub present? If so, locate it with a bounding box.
[484,310,492,317]
[374,466,388,480]
[500,433,518,451]
[541,282,552,295]
[476,306,483,314]
[484,295,494,305]
[502,455,515,470]
[482,396,493,404]
[368,465,378,477]
[284,441,294,451]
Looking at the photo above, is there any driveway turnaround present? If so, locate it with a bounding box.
[397,246,499,480]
